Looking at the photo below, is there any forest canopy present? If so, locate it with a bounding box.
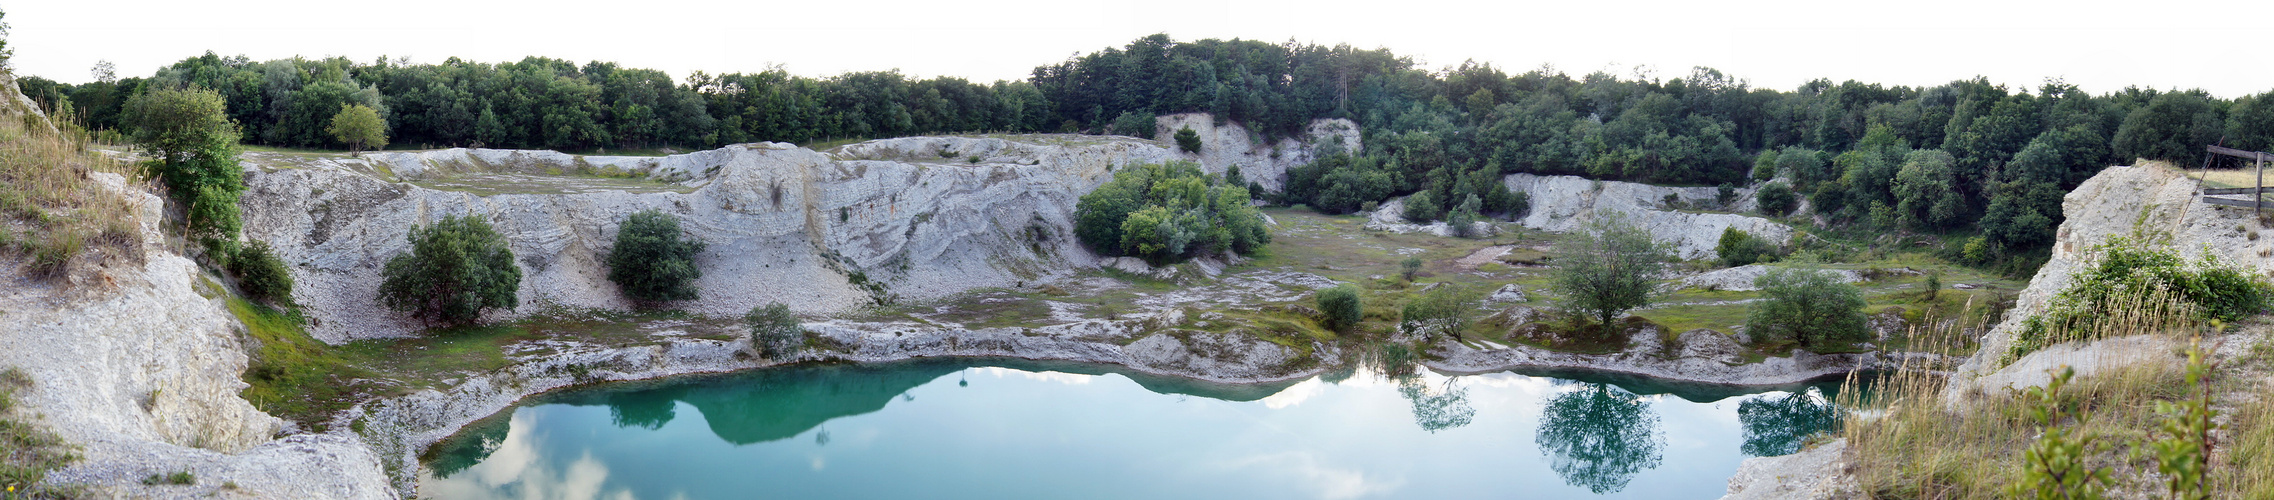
[19,34,2274,273]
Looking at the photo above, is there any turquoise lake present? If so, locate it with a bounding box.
[420,359,1848,499]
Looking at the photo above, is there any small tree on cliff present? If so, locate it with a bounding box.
[1175,126,1202,153]
[379,215,521,327]
[605,210,706,304]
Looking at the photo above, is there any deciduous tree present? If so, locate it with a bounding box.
[327,103,388,155]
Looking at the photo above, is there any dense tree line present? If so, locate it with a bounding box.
[19,53,1056,151]
[19,35,2274,270]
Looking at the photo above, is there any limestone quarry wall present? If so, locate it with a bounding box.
[246,138,1157,341]
[1501,173,1789,260]
[0,174,388,499]
[249,124,1355,342]
[1152,113,1362,192]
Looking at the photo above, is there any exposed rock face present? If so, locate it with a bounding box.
[246,138,1155,341]
[0,174,388,499]
[1679,264,1864,292]
[1364,197,1499,237]
[1502,173,1790,259]
[1677,329,1745,364]
[1948,165,2274,395]
[1152,113,1361,192]
[1488,284,1528,303]
[248,128,1351,342]
[1720,440,1856,500]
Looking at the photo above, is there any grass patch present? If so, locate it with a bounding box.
[1501,314,1640,355]
[1633,301,1753,339]
[2219,380,2274,497]
[920,290,1058,329]
[337,324,541,391]
[0,367,80,497]
[1845,344,2193,498]
[140,470,194,486]
[0,92,141,279]
[227,297,375,428]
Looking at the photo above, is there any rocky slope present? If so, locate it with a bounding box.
[1948,164,2274,391]
[1151,113,1361,192]
[243,122,1348,342]
[0,174,389,499]
[1501,173,1790,259]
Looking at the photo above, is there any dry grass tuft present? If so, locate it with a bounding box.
[1841,296,2273,498]
[0,73,142,279]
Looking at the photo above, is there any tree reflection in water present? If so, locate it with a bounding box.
[1533,383,1664,494]
[1736,387,1842,457]
[1397,376,1475,433]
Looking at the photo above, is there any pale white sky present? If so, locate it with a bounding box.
[7,0,2271,98]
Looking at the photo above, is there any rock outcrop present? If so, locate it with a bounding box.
[1502,173,1790,259]
[1363,197,1500,237]
[1678,264,1865,292]
[246,128,1349,342]
[1152,113,1361,192]
[1948,164,2274,395]
[0,174,388,499]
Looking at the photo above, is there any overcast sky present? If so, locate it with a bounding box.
[7,0,2271,98]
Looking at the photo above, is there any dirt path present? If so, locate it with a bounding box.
[1453,245,1514,271]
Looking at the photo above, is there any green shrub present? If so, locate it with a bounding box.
[2012,237,2274,358]
[125,87,243,241]
[378,215,522,327]
[1074,161,1270,264]
[1403,190,1442,223]
[1402,284,1483,341]
[1757,182,1796,216]
[2006,367,2112,500]
[1316,285,1363,333]
[2151,342,2217,500]
[1448,194,1483,238]
[1715,227,1778,267]
[229,239,294,305]
[745,302,805,358]
[1174,126,1202,153]
[1113,111,1156,138]
[605,210,706,303]
[1399,256,1424,282]
[1744,268,1869,350]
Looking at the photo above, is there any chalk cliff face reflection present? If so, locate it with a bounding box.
[423,359,1842,499]
[1533,383,1665,494]
[1736,387,1843,457]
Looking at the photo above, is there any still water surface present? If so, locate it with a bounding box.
[421,359,1845,499]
